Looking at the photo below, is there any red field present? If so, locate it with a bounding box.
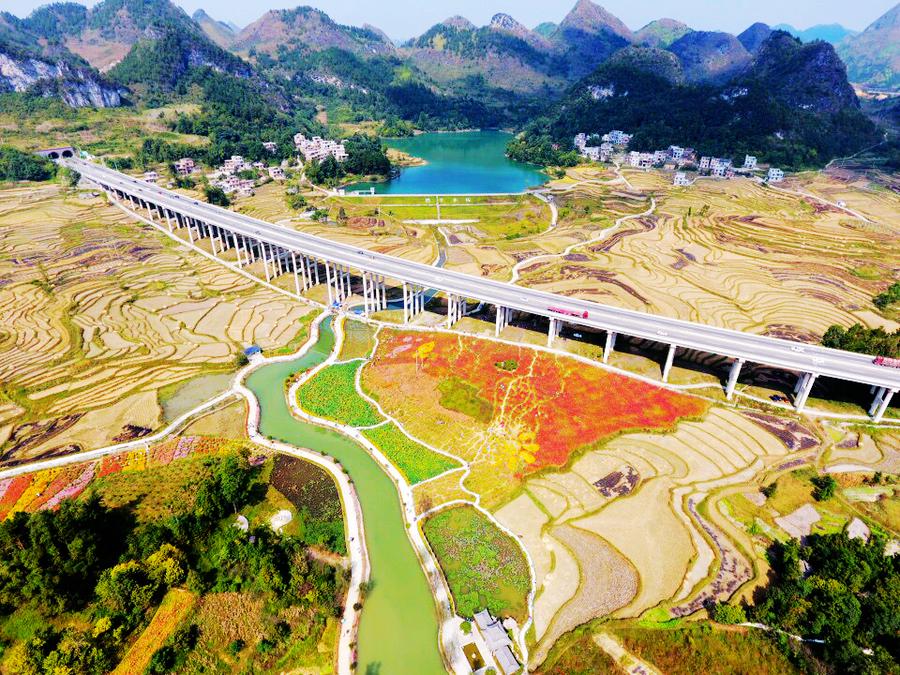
[372,331,708,473]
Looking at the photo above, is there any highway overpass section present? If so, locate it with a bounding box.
[67,158,899,420]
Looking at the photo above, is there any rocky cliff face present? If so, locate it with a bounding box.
[0,47,125,107]
[0,15,127,108]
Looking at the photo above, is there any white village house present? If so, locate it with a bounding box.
[768,167,784,182]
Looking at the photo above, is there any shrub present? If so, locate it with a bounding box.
[710,602,747,624]
[811,475,837,501]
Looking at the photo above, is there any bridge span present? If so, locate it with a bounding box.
[68,158,899,420]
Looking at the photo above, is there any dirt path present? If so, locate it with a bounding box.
[594,632,662,675]
[509,196,656,283]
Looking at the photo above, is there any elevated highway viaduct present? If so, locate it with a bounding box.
[68,158,899,421]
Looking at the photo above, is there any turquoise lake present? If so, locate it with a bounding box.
[348,130,547,195]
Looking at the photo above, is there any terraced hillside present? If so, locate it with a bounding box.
[509,168,900,339]
[0,184,314,465]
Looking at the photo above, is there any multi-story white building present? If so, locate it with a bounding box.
[223,155,248,174]
[767,167,784,182]
[268,166,286,180]
[607,130,631,145]
[574,133,588,150]
[653,150,667,165]
[294,133,348,163]
[668,145,685,159]
[711,165,727,177]
[142,170,158,183]
[743,155,758,170]
[262,141,277,153]
[581,146,602,161]
[628,151,654,168]
[674,172,690,186]
[699,156,711,170]
[174,158,196,176]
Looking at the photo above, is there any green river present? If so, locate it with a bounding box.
[244,317,445,674]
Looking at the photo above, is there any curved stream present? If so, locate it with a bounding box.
[244,317,445,674]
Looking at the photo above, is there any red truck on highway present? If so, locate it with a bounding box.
[873,356,900,368]
[548,306,589,319]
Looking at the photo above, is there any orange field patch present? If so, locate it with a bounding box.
[371,331,708,474]
[113,588,196,675]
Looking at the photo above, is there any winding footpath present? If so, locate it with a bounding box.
[509,197,656,283]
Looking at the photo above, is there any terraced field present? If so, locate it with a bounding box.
[0,184,314,464]
[512,167,900,339]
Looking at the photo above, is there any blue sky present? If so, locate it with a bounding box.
[6,0,896,39]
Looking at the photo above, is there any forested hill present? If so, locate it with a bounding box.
[508,32,879,170]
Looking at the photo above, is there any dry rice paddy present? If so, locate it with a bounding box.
[515,168,900,339]
[0,184,313,464]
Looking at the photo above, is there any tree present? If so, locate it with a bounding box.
[873,282,900,311]
[811,475,837,501]
[204,185,230,207]
[821,324,900,358]
[94,560,159,621]
[0,495,124,614]
[285,192,308,210]
[0,146,55,182]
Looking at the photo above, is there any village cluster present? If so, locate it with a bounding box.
[140,133,349,197]
[574,131,785,186]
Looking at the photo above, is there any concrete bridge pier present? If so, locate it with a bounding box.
[323,261,336,304]
[870,387,896,422]
[163,208,174,232]
[725,358,744,400]
[377,275,387,311]
[662,343,678,382]
[547,317,561,347]
[403,282,425,323]
[446,294,463,328]
[209,225,220,256]
[603,331,617,363]
[494,306,511,337]
[261,241,273,282]
[794,372,818,412]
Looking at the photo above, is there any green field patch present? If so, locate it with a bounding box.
[422,505,530,621]
[338,319,378,360]
[297,361,383,427]
[850,265,883,280]
[362,422,461,484]
[437,377,493,423]
[604,622,805,675]
[89,453,221,523]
